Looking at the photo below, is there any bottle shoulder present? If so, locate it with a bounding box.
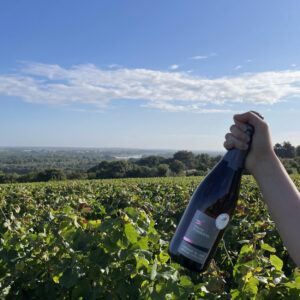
[190,160,242,213]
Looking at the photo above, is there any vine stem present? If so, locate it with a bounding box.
[0,204,8,219]
[222,237,234,267]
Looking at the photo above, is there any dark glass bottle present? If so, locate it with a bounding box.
[168,124,254,272]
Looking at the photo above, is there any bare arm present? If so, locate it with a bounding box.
[224,111,300,267]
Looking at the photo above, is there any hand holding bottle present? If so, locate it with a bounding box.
[223,111,274,175]
[224,111,300,268]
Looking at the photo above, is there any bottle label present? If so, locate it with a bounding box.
[216,213,230,230]
[178,210,220,265]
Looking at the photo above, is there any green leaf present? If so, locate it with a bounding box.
[230,289,241,300]
[240,245,253,254]
[89,248,109,267]
[124,207,139,220]
[87,219,102,229]
[71,279,93,300]
[261,243,276,253]
[159,251,170,264]
[150,260,157,280]
[270,255,283,271]
[60,268,78,289]
[136,256,149,271]
[137,236,149,250]
[53,276,60,284]
[206,277,225,293]
[244,277,259,297]
[124,223,138,244]
[179,275,193,287]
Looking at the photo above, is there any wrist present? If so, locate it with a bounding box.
[250,150,280,179]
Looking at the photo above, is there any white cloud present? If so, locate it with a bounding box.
[191,53,216,60]
[169,64,179,70]
[108,64,122,69]
[191,55,208,60]
[291,64,296,67]
[1,62,300,112]
[235,65,242,70]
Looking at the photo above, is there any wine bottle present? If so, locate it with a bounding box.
[168,124,255,272]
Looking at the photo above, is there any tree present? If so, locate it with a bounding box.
[36,169,66,182]
[127,165,156,178]
[274,142,295,158]
[169,159,185,174]
[66,171,88,180]
[173,151,195,169]
[157,164,171,177]
[93,160,132,179]
[296,145,300,157]
[136,156,166,167]
[0,173,19,184]
[88,161,109,173]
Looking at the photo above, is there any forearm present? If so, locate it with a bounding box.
[252,152,300,267]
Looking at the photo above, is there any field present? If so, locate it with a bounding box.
[0,176,300,299]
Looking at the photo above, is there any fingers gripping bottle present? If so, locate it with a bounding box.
[168,124,254,272]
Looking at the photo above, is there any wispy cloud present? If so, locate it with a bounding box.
[235,65,242,70]
[169,64,179,70]
[191,55,208,60]
[190,53,216,60]
[108,64,122,68]
[1,62,300,112]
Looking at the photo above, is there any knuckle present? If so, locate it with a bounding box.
[223,140,233,149]
[225,133,232,140]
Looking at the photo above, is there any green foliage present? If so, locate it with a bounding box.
[274,142,296,158]
[173,151,195,169]
[297,145,300,157]
[136,156,166,168]
[169,160,185,174]
[2,145,300,184]
[0,176,299,299]
[0,148,115,175]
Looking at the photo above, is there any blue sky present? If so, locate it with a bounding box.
[1,0,300,150]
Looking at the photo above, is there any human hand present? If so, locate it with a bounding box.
[224,111,275,174]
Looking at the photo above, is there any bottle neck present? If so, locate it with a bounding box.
[222,148,248,171]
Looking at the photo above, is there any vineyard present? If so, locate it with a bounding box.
[0,176,300,299]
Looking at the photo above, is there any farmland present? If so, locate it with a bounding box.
[0,176,300,299]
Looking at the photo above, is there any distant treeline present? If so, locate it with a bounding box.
[0,149,122,174]
[0,147,174,174]
[0,142,300,184]
[0,151,221,183]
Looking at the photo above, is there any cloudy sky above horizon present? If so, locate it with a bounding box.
[1,0,300,150]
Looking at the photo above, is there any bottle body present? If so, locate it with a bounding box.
[168,149,247,272]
